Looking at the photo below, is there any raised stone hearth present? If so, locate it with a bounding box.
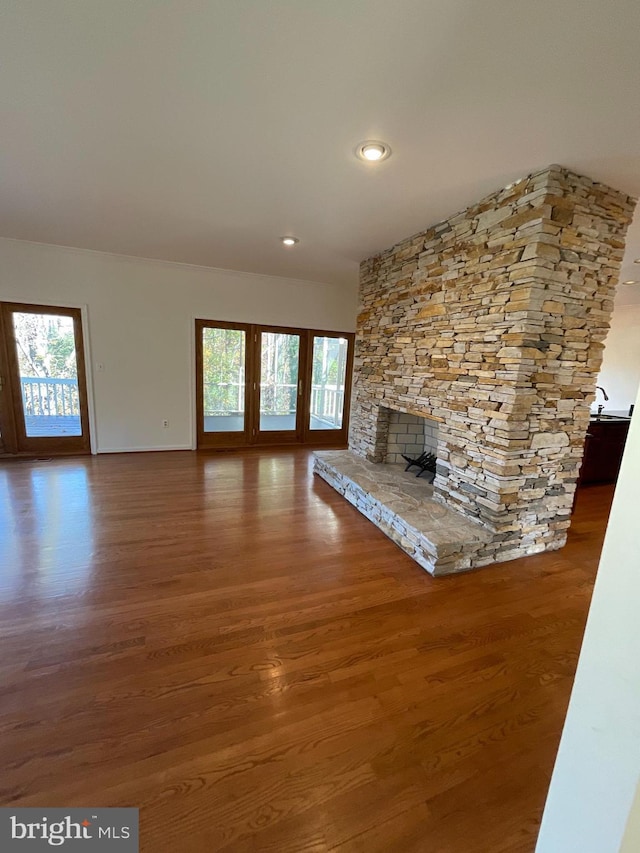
[317,165,636,574]
[314,450,490,575]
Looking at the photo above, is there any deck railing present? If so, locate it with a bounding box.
[21,377,80,417]
[20,377,343,426]
[203,382,299,416]
[310,386,344,427]
[203,381,344,425]
[203,382,247,416]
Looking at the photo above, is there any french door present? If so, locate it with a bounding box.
[195,320,353,449]
[255,326,305,444]
[0,302,91,455]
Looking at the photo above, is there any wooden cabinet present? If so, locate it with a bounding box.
[579,420,630,485]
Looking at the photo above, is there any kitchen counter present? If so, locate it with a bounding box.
[589,410,632,423]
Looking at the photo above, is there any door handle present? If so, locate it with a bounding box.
[298,380,302,396]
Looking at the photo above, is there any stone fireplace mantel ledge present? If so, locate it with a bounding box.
[313,450,491,576]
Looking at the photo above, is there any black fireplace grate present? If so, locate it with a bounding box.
[401,451,437,478]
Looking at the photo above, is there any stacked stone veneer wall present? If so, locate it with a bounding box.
[385,410,439,464]
[350,165,635,565]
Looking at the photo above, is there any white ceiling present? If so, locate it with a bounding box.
[1,0,639,300]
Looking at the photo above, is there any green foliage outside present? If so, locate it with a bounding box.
[14,313,77,379]
[312,338,344,386]
[203,329,300,416]
[260,333,299,415]
[202,328,245,415]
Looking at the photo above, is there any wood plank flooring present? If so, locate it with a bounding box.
[0,449,614,852]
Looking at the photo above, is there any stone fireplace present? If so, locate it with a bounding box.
[315,165,636,575]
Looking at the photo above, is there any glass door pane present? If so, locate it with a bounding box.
[13,311,82,438]
[202,326,246,432]
[259,332,300,432]
[310,336,348,430]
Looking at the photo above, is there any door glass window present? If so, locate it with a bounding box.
[310,336,348,430]
[202,327,246,432]
[13,312,82,438]
[259,332,300,432]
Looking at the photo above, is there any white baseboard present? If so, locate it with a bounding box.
[97,445,193,454]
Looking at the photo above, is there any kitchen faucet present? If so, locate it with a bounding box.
[596,386,609,415]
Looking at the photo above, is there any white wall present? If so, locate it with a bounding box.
[594,303,640,413]
[0,238,357,452]
[536,381,640,853]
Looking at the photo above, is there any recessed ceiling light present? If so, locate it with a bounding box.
[623,280,639,285]
[356,141,391,162]
[281,236,299,246]
[634,258,640,264]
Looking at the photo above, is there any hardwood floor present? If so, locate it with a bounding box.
[0,450,615,852]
